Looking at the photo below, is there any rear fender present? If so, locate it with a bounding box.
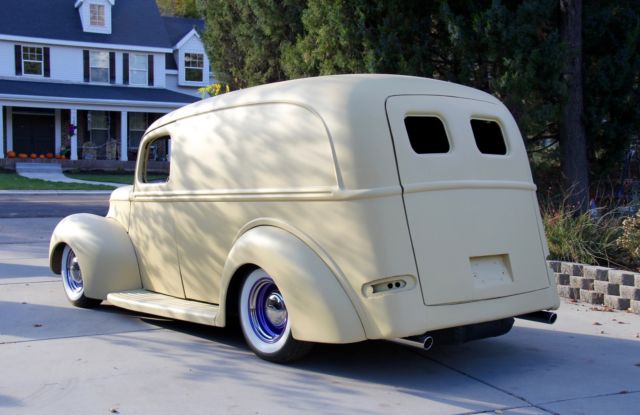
[49,214,142,299]
[218,226,366,344]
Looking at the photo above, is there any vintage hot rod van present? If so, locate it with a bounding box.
[50,74,559,362]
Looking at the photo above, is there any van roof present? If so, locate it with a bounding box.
[149,74,500,131]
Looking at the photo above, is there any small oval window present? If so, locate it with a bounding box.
[470,119,507,155]
[404,116,450,154]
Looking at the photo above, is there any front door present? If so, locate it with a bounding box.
[129,131,184,298]
[13,110,55,154]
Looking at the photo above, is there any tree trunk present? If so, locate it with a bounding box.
[560,0,589,212]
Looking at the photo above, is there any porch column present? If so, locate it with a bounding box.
[0,105,4,158]
[120,111,128,161]
[70,109,78,160]
[6,107,13,152]
[54,109,62,154]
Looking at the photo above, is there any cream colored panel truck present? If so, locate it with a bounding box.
[49,75,560,362]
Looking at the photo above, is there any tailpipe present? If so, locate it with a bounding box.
[402,318,514,349]
[404,334,435,351]
[516,311,557,324]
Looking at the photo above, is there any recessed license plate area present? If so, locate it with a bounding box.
[470,254,513,289]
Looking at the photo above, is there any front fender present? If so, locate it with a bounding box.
[49,214,142,299]
[219,226,366,344]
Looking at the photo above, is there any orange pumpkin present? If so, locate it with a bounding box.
[7,151,16,158]
[54,154,61,159]
[30,153,37,159]
[39,154,46,159]
[46,153,54,159]
[60,155,66,160]
[18,153,28,159]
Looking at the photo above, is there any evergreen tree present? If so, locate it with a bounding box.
[199,0,305,88]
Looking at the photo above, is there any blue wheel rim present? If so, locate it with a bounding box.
[64,249,84,294]
[248,277,287,343]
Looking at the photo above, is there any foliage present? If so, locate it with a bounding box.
[156,0,200,17]
[199,0,305,88]
[198,0,640,197]
[543,202,629,269]
[617,210,640,265]
[583,0,640,178]
[198,82,231,98]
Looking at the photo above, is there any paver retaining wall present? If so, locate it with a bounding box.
[548,260,640,314]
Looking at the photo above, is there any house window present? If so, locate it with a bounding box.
[90,4,105,26]
[130,54,148,85]
[89,111,109,144]
[184,53,204,82]
[22,46,44,76]
[129,113,148,151]
[90,50,109,83]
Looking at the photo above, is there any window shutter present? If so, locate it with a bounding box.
[148,54,154,86]
[14,45,22,76]
[43,47,50,77]
[109,52,116,84]
[123,53,129,85]
[83,50,89,82]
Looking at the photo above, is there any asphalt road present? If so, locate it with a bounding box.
[0,194,639,414]
[0,193,110,218]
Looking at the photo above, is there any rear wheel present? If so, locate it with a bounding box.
[239,269,312,362]
[61,245,101,308]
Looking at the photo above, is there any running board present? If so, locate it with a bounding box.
[107,289,219,326]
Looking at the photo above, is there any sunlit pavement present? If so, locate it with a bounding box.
[1,216,638,415]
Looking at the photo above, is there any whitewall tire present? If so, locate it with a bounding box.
[61,245,101,308]
[239,268,312,362]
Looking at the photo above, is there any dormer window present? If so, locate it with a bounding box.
[76,0,114,34]
[90,4,105,26]
[184,53,204,82]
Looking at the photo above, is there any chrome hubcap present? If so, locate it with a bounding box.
[265,293,287,327]
[64,249,84,294]
[248,277,288,343]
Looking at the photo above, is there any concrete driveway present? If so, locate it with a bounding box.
[0,216,639,415]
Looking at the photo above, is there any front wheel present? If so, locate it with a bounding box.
[61,245,101,308]
[239,269,313,362]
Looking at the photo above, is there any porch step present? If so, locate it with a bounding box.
[107,289,219,326]
[15,162,63,174]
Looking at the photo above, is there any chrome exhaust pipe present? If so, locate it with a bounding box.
[403,334,435,350]
[422,335,434,351]
[516,311,557,324]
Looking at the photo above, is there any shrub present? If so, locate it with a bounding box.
[617,210,640,265]
[543,204,630,269]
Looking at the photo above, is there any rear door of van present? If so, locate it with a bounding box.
[386,95,549,306]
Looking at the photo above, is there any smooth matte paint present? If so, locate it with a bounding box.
[49,74,560,344]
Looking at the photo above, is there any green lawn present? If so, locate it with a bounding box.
[0,171,116,190]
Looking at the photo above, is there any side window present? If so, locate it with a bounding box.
[471,119,507,155]
[404,116,450,154]
[141,135,171,184]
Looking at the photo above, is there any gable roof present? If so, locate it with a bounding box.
[162,16,204,47]
[0,0,172,50]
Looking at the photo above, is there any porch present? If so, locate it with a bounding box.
[0,78,198,164]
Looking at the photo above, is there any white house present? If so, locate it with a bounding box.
[0,0,212,163]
